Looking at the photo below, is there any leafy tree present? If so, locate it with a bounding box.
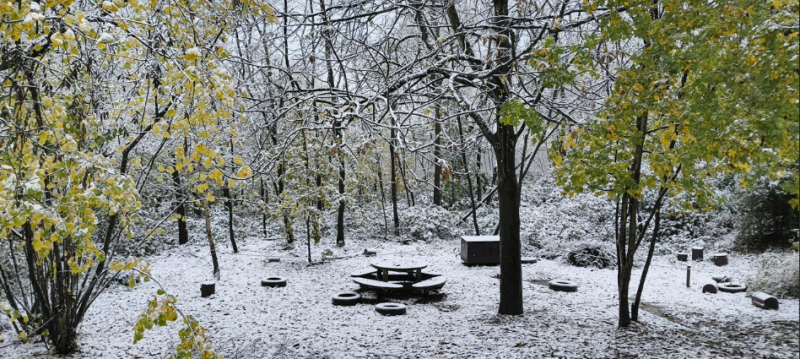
[554,0,799,327]
[0,0,274,354]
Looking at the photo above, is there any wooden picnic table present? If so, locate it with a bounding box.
[370,258,427,283]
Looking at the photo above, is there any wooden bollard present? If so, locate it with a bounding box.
[751,292,779,310]
[676,253,688,262]
[691,247,704,261]
[702,283,718,294]
[686,265,691,287]
[200,281,215,297]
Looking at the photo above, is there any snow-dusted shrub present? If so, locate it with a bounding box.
[518,174,615,259]
[746,251,800,298]
[400,205,463,241]
[734,178,798,252]
[566,242,616,268]
[653,177,737,255]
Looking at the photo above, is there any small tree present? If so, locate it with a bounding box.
[554,0,799,327]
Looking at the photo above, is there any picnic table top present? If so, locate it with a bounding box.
[370,258,428,271]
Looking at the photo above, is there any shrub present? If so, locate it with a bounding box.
[734,178,799,251]
[401,205,463,241]
[746,251,800,298]
[566,242,616,269]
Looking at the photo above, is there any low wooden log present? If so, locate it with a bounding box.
[691,247,704,261]
[711,253,728,266]
[267,257,280,263]
[702,283,718,294]
[751,292,779,310]
[200,281,215,297]
[363,248,377,257]
[676,253,688,262]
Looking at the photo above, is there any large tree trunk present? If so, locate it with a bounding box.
[495,123,523,315]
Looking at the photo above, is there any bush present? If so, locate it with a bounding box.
[566,243,616,268]
[735,178,799,251]
[401,205,463,241]
[746,251,800,298]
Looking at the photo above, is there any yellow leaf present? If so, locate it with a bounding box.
[102,1,119,12]
[206,192,215,203]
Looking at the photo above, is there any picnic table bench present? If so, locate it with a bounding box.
[412,276,447,294]
[352,277,403,291]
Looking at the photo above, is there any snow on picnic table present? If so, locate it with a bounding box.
[2,238,798,359]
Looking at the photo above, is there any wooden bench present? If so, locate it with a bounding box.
[352,277,403,291]
[351,268,378,278]
[412,276,447,294]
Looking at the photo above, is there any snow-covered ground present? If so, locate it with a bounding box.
[2,236,797,359]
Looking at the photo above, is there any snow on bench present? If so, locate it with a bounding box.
[350,268,378,278]
[421,269,441,278]
[412,276,447,291]
[352,277,403,290]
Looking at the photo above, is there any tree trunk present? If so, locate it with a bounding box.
[223,187,238,253]
[203,197,220,279]
[495,123,523,315]
[632,208,661,321]
[457,116,480,235]
[336,151,346,246]
[476,150,482,202]
[172,167,188,245]
[377,152,389,238]
[260,176,267,236]
[617,113,647,327]
[433,113,443,206]
[485,166,497,205]
[390,121,400,235]
[617,193,632,327]
[399,152,414,207]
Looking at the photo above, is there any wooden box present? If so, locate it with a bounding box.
[461,236,500,265]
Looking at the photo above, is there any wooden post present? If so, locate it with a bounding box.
[686,265,691,287]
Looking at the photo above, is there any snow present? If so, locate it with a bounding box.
[2,236,796,358]
[97,33,115,44]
